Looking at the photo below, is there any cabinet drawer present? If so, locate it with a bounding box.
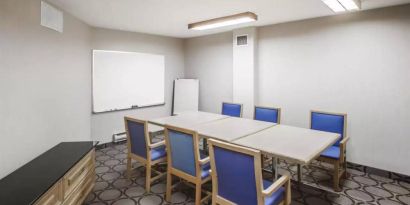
[63,172,95,205]
[63,149,95,199]
[35,181,62,205]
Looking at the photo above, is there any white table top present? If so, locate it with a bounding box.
[148,111,229,127]
[233,125,340,165]
[148,124,164,133]
[188,117,276,142]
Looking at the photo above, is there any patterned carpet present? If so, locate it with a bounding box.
[85,140,410,205]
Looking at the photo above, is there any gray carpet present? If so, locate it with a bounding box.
[84,141,410,205]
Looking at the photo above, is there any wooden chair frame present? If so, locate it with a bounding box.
[222,102,243,117]
[124,117,166,192]
[208,139,291,205]
[164,125,212,205]
[253,105,282,124]
[307,110,349,192]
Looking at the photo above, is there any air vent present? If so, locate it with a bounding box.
[41,1,63,33]
[236,35,248,46]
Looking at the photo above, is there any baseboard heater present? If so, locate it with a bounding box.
[112,132,126,143]
[112,129,164,143]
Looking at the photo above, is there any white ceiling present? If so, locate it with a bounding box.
[49,0,410,38]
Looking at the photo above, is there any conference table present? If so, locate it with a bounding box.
[149,111,229,127]
[149,111,339,181]
[234,124,339,179]
[185,117,275,142]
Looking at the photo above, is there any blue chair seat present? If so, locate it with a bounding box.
[201,162,211,179]
[151,145,167,161]
[200,153,211,179]
[263,180,285,205]
[320,146,340,159]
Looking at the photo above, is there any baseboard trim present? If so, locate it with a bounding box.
[347,162,409,182]
[95,141,126,150]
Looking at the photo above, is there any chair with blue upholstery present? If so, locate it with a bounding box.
[254,106,282,174]
[124,117,167,192]
[310,110,349,191]
[164,125,211,205]
[254,106,281,123]
[222,102,243,117]
[208,139,291,205]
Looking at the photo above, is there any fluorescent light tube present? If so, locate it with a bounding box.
[322,0,346,12]
[188,12,257,31]
[338,0,361,11]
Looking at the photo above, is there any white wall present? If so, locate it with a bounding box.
[257,5,410,175]
[91,28,185,143]
[0,0,92,178]
[233,28,257,118]
[184,5,410,175]
[0,2,186,178]
[2,0,409,178]
[184,32,233,113]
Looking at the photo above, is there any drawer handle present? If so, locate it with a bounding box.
[68,167,86,186]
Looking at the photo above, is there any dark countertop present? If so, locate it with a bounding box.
[0,141,95,205]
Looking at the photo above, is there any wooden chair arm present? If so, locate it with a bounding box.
[339,136,349,162]
[199,156,210,165]
[149,140,165,149]
[340,136,350,145]
[262,175,290,197]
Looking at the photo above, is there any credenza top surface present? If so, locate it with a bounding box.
[0,141,94,205]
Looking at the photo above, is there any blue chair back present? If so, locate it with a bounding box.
[222,103,242,117]
[213,146,258,204]
[254,107,280,123]
[311,111,345,146]
[167,129,197,177]
[125,118,147,159]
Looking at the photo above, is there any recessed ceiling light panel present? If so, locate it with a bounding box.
[339,0,361,11]
[322,0,361,13]
[322,0,346,12]
[188,12,257,31]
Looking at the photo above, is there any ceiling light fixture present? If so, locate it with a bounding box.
[322,0,361,13]
[338,0,361,11]
[188,12,257,31]
[322,0,347,12]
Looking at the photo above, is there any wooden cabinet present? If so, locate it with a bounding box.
[63,150,95,199]
[35,149,95,205]
[34,181,63,205]
[63,172,95,205]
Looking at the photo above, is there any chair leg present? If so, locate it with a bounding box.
[203,138,208,154]
[297,164,302,183]
[145,163,152,192]
[211,193,217,205]
[165,172,172,202]
[333,161,341,192]
[343,160,349,178]
[285,179,291,205]
[127,156,132,179]
[195,183,202,205]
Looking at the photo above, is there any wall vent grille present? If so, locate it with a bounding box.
[41,1,63,33]
[236,35,248,46]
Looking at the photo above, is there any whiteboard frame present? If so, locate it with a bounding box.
[91,49,165,114]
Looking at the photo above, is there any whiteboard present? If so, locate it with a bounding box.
[172,79,199,115]
[92,50,165,113]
